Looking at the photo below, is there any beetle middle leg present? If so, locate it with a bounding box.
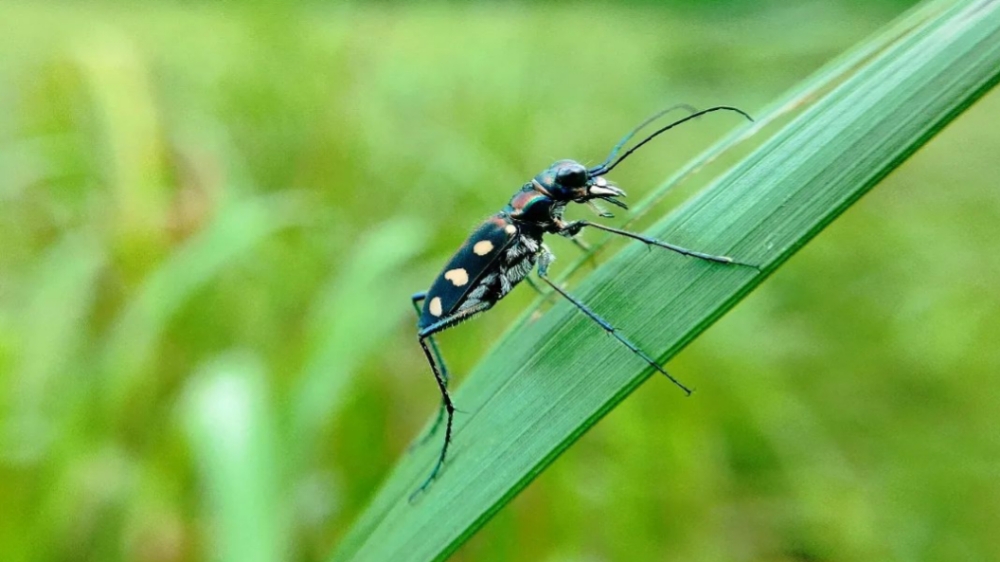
[536,246,693,395]
[524,235,598,305]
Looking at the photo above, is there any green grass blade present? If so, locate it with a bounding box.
[5,234,104,462]
[101,192,303,415]
[182,353,288,562]
[291,219,428,457]
[333,1,1000,560]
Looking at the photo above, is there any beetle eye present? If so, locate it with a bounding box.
[555,166,587,187]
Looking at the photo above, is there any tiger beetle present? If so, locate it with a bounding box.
[410,104,754,500]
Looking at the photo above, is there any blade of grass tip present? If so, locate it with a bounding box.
[182,352,288,562]
[290,219,429,458]
[544,0,950,310]
[75,32,169,242]
[331,2,1000,561]
[623,0,943,221]
[102,192,304,419]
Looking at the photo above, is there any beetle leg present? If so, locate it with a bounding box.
[561,220,759,269]
[537,247,693,395]
[409,293,449,449]
[410,301,493,501]
[525,234,595,307]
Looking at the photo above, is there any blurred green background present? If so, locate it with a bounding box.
[2,1,999,561]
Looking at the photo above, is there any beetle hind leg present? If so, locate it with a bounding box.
[409,301,493,500]
[409,293,450,450]
[410,333,456,502]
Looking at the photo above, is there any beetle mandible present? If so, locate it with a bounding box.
[410,105,754,500]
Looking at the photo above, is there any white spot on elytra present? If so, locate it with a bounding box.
[473,240,494,255]
[444,268,469,287]
[505,224,517,235]
[429,297,443,317]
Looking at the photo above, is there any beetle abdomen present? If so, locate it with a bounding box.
[419,215,519,329]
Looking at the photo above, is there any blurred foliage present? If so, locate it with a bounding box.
[1,1,998,562]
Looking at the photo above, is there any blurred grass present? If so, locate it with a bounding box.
[183,354,286,562]
[1,1,999,562]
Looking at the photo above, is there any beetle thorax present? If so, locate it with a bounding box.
[505,183,567,229]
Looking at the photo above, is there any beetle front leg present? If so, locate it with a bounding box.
[555,219,586,239]
[558,220,758,269]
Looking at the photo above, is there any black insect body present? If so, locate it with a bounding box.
[410,105,753,499]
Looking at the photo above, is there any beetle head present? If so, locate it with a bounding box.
[533,159,627,210]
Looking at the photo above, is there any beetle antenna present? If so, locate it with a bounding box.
[591,103,698,173]
[588,106,753,176]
